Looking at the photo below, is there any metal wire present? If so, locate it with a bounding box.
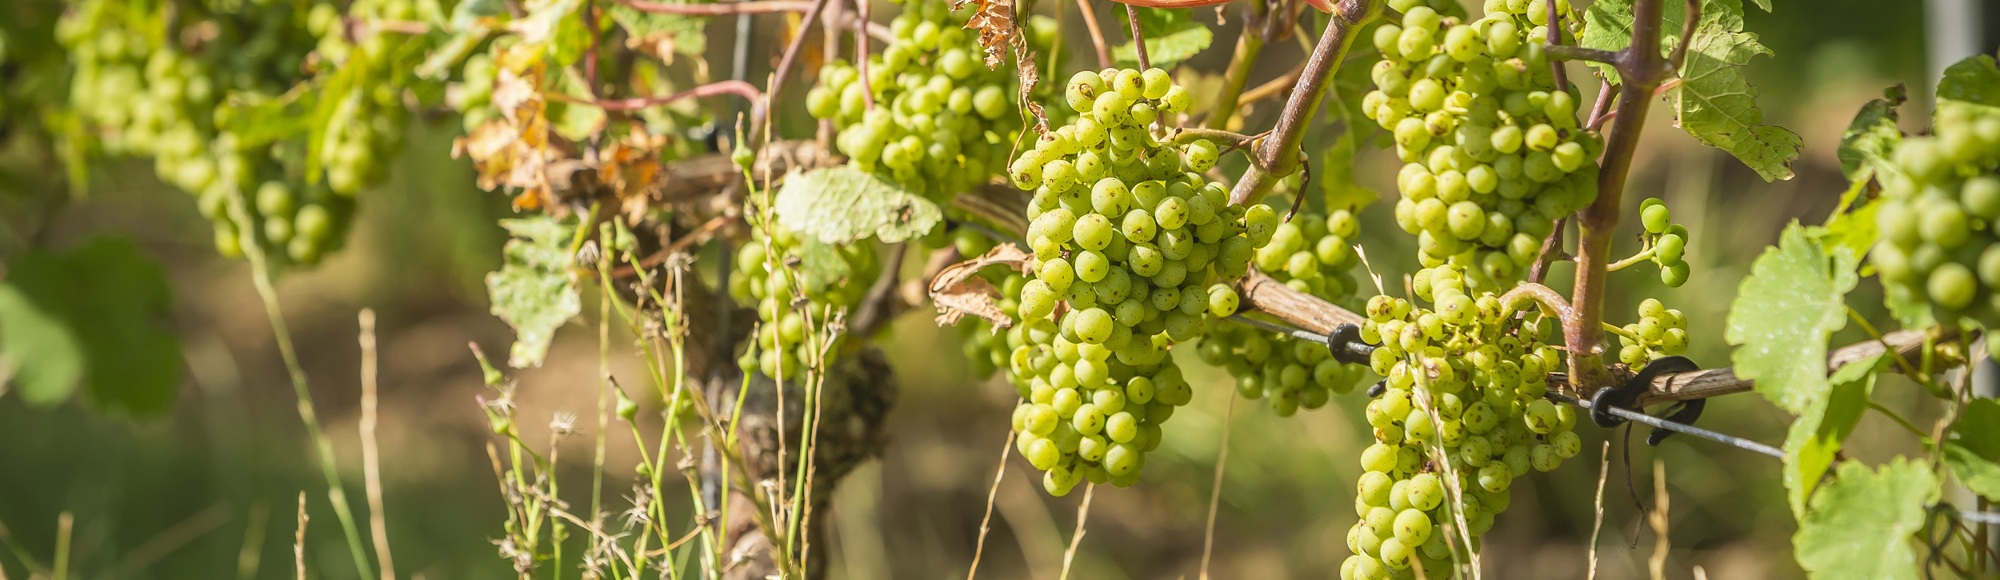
[1224,315,1784,458]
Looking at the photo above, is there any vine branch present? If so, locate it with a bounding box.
[619,0,817,15]
[1227,0,1379,205]
[1075,0,1114,69]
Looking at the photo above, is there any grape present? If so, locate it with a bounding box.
[1368,0,1601,290]
[732,226,883,380]
[1003,68,1277,494]
[809,0,1019,201]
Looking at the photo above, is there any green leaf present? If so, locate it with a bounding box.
[1937,54,2000,112]
[551,67,606,142]
[1112,8,1213,69]
[1944,398,2000,500]
[486,217,581,368]
[773,166,943,245]
[0,285,85,406]
[1814,177,1878,263]
[1781,353,1879,518]
[609,2,707,58]
[450,0,509,29]
[1724,223,1858,415]
[1580,0,1799,181]
[219,89,318,148]
[1320,86,1378,212]
[1836,85,1906,180]
[1,236,181,415]
[1794,458,1936,580]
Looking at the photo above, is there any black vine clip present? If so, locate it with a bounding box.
[1325,323,1376,366]
[1589,355,1702,444]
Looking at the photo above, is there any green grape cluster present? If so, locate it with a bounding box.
[1342,266,1582,579]
[1615,298,1690,368]
[308,0,419,197]
[807,0,1017,200]
[1364,0,1600,291]
[1636,197,1693,287]
[1001,67,1270,495]
[1198,208,1371,416]
[729,226,882,380]
[1870,103,2000,350]
[58,0,362,265]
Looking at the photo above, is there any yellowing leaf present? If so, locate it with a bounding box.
[773,166,943,245]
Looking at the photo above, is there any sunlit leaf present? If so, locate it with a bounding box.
[1724,223,1857,415]
[1944,398,2000,501]
[1794,458,1935,580]
[773,166,943,245]
[1781,353,1878,518]
[486,216,581,368]
[1937,53,2000,112]
[1112,8,1212,69]
[1,236,181,415]
[0,285,85,406]
[1836,85,1905,180]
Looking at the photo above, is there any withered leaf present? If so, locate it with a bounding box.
[927,243,1032,327]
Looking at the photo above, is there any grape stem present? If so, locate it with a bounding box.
[1600,322,1642,344]
[759,0,840,142]
[1125,4,1151,70]
[1545,0,1569,91]
[1074,0,1115,69]
[1527,217,1568,284]
[1584,77,1617,131]
[1168,127,1266,151]
[1226,0,1380,206]
[1205,0,1269,129]
[582,80,767,112]
[1604,242,1657,272]
[1499,283,1575,325]
[1543,45,1619,65]
[1668,0,1700,72]
[1565,0,1674,392]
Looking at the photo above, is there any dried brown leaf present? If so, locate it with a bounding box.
[927,244,1032,327]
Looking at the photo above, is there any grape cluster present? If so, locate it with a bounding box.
[1002,67,1271,495]
[1365,0,1600,291]
[309,0,418,197]
[807,0,1017,200]
[1198,208,1371,416]
[56,0,405,266]
[730,226,882,380]
[1637,197,1692,287]
[1615,298,1690,368]
[1341,265,1582,579]
[1870,103,2000,349]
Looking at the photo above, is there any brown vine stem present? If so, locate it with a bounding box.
[619,0,816,14]
[1585,77,1617,131]
[1564,0,1673,392]
[761,0,837,140]
[1545,0,1568,91]
[1234,269,1365,333]
[1227,0,1380,205]
[857,0,875,111]
[1668,0,1699,72]
[1075,0,1114,69]
[1499,282,1575,324]
[1125,4,1151,71]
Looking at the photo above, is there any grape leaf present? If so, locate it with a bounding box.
[1794,458,1936,580]
[486,216,581,368]
[773,166,943,245]
[1580,0,1799,181]
[1937,54,2000,111]
[1112,8,1212,69]
[551,67,606,142]
[1814,177,1877,264]
[1836,85,1906,180]
[1781,353,1879,518]
[794,240,854,296]
[0,236,181,415]
[1724,223,1858,415]
[1943,398,2000,501]
[0,285,85,406]
[608,3,707,61]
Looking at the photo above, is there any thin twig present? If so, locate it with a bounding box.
[1125,4,1150,70]
[1544,45,1619,64]
[1667,0,1699,72]
[1197,395,1238,580]
[856,0,875,110]
[619,0,815,14]
[294,494,309,580]
[1057,483,1097,580]
[358,310,395,580]
[1586,77,1617,131]
[1546,0,1568,91]
[1075,0,1113,69]
[1586,441,1612,580]
[1206,2,1268,130]
[576,80,766,111]
[1233,62,1308,108]
[1528,217,1568,284]
[966,430,1016,580]
[52,513,71,580]
[1647,460,1670,580]
[760,0,837,142]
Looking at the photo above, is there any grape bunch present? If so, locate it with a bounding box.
[1365,0,1601,291]
[730,225,882,380]
[1343,265,1582,578]
[1637,197,1693,287]
[1870,102,2000,351]
[1001,66,1272,494]
[309,0,420,197]
[58,0,363,265]
[1615,298,1690,368]
[1198,208,1371,416]
[806,0,1017,200]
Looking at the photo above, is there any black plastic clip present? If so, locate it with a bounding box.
[1325,323,1376,366]
[1589,355,1703,445]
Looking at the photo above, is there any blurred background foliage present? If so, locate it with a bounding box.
[0,0,1986,578]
